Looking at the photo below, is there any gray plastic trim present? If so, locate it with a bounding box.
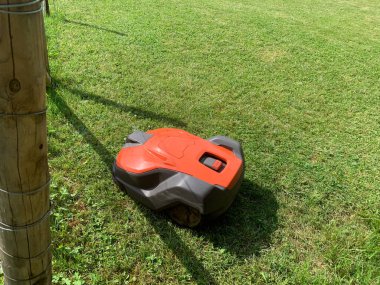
[208,136,243,160]
[127,131,153,144]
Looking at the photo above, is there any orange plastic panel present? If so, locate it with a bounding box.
[116,128,243,189]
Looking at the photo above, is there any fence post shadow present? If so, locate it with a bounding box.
[53,79,187,129]
[63,18,128,37]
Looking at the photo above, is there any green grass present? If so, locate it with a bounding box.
[4,0,379,284]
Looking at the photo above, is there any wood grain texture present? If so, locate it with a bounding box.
[0,1,51,284]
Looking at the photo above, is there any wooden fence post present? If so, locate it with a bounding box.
[0,0,52,284]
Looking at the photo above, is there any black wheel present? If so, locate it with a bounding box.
[168,204,202,228]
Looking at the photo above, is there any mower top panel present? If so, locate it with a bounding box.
[115,128,243,189]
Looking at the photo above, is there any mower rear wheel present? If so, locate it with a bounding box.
[168,205,202,228]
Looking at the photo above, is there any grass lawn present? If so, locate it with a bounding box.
[2,0,379,284]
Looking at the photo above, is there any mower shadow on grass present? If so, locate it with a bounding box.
[50,87,217,285]
[196,179,279,258]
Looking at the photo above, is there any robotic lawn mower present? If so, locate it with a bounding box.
[113,128,244,227]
